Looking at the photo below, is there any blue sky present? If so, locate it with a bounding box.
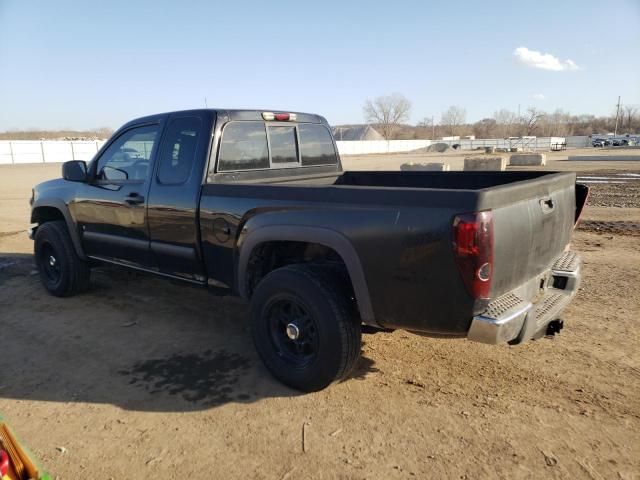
[0,0,638,130]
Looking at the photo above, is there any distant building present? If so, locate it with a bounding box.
[332,125,385,141]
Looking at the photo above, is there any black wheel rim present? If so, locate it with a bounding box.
[266,296,319,368]
[39,242,61,284]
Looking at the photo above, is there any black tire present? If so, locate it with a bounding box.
[34,220,90,297]
[250,264,362,392]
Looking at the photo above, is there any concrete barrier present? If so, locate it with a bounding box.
[464,156,506,171]
[509,153,547,166]
[401,162,450,171]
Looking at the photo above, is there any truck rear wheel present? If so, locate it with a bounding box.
[250,264,361,392]
[34,221,90,297]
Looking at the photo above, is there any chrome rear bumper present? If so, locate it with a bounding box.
[467,251,581,345]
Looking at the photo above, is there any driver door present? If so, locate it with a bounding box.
[71,122,161,268]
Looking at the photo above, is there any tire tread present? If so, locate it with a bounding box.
[250,263,362,391]
[35,220,90,297]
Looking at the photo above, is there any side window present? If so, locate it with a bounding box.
[157,117,201,184]
[218,122,269,172]
[268,126,298,165]
[299,124,338,166]
[96,124,159,181]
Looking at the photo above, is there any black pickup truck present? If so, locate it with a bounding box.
[29,109,588,391]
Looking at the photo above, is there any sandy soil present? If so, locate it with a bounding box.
[0,154,639,479]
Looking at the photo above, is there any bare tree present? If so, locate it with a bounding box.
[542,109,570,136]
[440,106,466,136]
[363,93,411,140]
[473,118,497,139]
[623,105,638,132]
[523,107,545,136]
[417,116,437,139]
[493,109,518,137]
[417,117,432,128]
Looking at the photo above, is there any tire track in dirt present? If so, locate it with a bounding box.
[577,220,640,236]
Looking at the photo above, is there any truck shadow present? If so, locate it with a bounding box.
[0,254,378,412]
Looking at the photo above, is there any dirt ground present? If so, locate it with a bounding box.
[0,152,639,479]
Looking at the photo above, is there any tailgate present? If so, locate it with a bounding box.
[483,172,578,297]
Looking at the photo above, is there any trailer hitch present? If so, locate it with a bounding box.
[545,319,564,337]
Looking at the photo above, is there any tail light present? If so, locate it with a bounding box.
[452,210,493,299]
[0,450,8,477]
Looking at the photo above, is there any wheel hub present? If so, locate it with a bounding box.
[267,297,319,368]
[285,323,300,340]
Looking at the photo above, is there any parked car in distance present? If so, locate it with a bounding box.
[616,139,630,146]
[29,109,589,391]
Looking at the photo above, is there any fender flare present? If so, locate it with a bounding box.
[31,199,87,260]
[237,225,377,326]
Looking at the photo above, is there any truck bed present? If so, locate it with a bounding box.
[201,170,579,335]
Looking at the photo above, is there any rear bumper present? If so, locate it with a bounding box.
[467,250,581,344]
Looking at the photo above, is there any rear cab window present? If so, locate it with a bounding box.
[299,123,338,166]
[269,126,298,166]
[216,120,337,173]
[217,122,269,171]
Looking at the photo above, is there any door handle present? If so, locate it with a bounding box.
[125,193,145,205]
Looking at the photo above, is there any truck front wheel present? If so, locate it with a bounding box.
[34,221,90,297]
[250,264,362,392]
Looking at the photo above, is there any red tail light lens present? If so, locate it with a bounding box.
[0,450,8,477]
[452,210,493,299]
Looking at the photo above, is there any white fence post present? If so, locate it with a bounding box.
[8,141,14,164]
[41,141,45,163]
[70,141,75,160]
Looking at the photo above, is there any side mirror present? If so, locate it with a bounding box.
[62,160,88,182]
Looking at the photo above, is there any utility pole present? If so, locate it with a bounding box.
[614,96,621,136]
[431,115,435,140]
[204,97,208,108]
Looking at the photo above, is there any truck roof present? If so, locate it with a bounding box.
[121,109,328,130]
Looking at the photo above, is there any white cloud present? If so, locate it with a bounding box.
[514,47,580,71]
[533,93,545,100]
